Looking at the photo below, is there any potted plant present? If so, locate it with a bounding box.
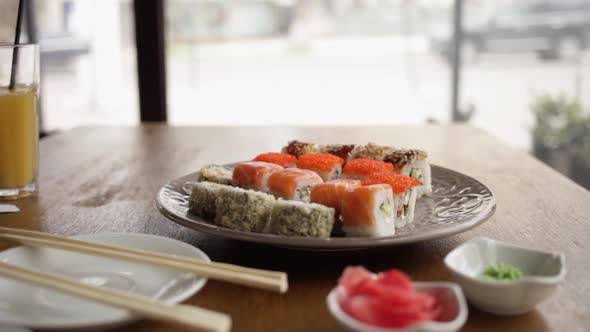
[531,94,590,189]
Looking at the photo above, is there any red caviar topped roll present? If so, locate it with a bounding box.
[254,152,297,168]
[297,153,345,171]
[362,171,420,194]
[342,159,394,180]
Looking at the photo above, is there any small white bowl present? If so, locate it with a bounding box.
[326,282,468,332]
[444,237,565,315]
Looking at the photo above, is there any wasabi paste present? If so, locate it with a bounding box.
[481,264,522,281]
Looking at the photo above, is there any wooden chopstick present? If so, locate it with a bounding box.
[0,227,288,293]
[0,261,231,332]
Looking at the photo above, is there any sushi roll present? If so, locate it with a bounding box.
[267,168,324,202]
[297,153,345,181]
[320,144,356,160]
[263,199,335,238]
[214,185,276,232]
[188,181,226,219]
[197,164,233,185]
[340,184,395,237]
[362,172,420,228]
[281,140,321,157]
[342,159,394,180]
[232,161,283,192]
[348,143,394,162]
[310,179,361,215]
[383,149,432,197]
[254,152,297,168]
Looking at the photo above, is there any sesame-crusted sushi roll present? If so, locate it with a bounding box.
[281,140,321,157]
[232,161,283,192]
[341,184,395,237]
[267,168,324,202]
[297,153,345,181]
[189,181,226,219]
[197,164,234,185]
[214,185,276,232]
[310,179,361,215]
[254,152,297,168]
[383,149,431,197]
[362,172,420,228]
[342,159,395,180]
[264,199,335,238]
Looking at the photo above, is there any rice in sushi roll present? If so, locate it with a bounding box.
[214,185,276,232]
[197,164,233,185]
[310,179,361,215]
[254,152,297,168]
[297,153,345,181]
[362,172,420,228]
[383,149,432,197]
[340,184,395,237]
[189,181,226,219]
[263,199,335,238]
[267,168,324,202]
[342,159,394,180]
[232,161,283,192]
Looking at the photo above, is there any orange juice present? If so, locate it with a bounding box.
[0,86,38,192]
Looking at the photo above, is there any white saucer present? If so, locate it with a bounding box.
[0,233,210,331]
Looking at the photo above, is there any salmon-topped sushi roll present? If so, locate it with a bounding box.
[297,153,345,181]
[254,152,297,168]
[267,168,323,202]
[362,172,420,228]
[342,159,394,180]
[310,179,361,215]
[232,161,282,192]
[341,184,395,237]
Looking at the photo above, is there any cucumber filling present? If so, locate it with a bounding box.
[410,167,424,184]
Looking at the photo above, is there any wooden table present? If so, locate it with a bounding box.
[1,125,589,332]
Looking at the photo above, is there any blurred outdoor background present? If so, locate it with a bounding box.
[0,0,589,189]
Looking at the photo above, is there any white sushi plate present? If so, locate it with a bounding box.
[0,233,209,331]
[157,164,496,251]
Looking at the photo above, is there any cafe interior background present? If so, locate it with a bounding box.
[1,0,589,190]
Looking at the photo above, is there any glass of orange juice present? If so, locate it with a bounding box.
[0,44,39,199]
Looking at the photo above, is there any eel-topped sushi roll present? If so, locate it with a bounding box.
[297,153,345,181]
[320,144,356,160]
[383,149,432,197]
[362,172,420,228]
[267,168,323,202]
[340,184,395,237]
[232,161,282,192]
[342,159,394,180]
[310,179,361,215]
[281,140,321,157]
[254,152,297,168]
[198,164,233,185]
[348,143,394,162]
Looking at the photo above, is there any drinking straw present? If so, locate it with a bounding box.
[9,0,24,90]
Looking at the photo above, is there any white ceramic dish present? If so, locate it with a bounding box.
[444,237,565,315]
[326,283,468,332]
[0,233,210,331]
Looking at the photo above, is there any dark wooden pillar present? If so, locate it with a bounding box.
[133,0,168,122]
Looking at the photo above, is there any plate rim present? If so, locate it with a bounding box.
[0,232,209,330]
[156,164,497,250]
